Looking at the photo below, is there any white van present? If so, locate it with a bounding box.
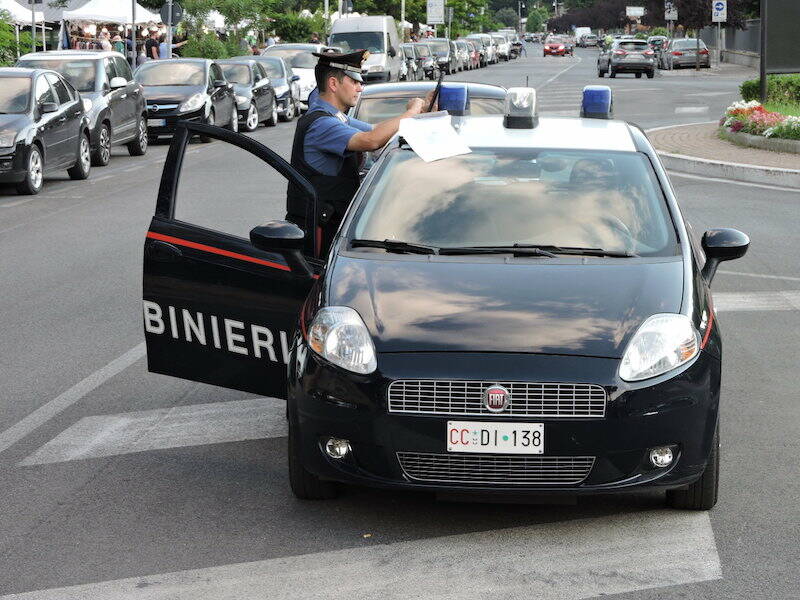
[329,16,402,83]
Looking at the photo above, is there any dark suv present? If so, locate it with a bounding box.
[17,50,147,165]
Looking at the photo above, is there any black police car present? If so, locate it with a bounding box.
[142,87,748,509]
[0,67,91,195]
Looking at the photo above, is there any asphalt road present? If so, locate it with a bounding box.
[1,46,798,599]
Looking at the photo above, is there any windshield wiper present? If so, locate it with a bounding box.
[350,239,438,255]
[512,244,639,258]
[438,245,557,258]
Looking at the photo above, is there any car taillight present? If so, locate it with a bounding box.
[644,50,655,56]
[699,49,709,55]
[613,50,626,55]
[672,50,683,55]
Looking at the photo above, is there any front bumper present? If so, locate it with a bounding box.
[544,48,566,55]
[289,346,721,495]
[0,144,27,182]
[145,108,205,136]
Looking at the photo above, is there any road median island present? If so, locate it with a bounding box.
[646,122,800,190]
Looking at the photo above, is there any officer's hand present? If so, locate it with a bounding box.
[405,97,427,115]
[423,90,439,112]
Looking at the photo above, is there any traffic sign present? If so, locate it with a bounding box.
[160,2,183,25]
[625,6,645,18]
[664,1,677,21]
[712,0,727,23]
[427,0,444,25]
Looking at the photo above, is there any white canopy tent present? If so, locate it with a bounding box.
[63,0,159,24]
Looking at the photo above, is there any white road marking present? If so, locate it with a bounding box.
[0,510,720,600]
[718,270,800,283]
[685,91,734,97]
[537,56,583,90]
[122,165,144,172]
[0,343,145,455]
[19,398,286,466]
[667,169,800,192]
[713,291,800,312]
[674,106,710,114]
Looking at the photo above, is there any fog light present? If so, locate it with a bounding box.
[649,446,674,468]
[324,438,351,459]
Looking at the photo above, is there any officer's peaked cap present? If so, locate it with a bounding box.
[313,49,369,83]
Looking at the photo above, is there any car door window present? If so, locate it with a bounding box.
[35,75,56,106]
[251,65,261,83]
[210,63,223,83]
[114,56,133,81]
[257,63,269,81]
[45,72,73,105]
[103,58,117,86]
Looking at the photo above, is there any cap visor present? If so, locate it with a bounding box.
[346,71,363,83]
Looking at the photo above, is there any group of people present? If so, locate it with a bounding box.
[143,29,189,61]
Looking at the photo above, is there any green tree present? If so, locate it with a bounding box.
[0,10,35,65]
[526,6,549,32]
[494,7,518,27]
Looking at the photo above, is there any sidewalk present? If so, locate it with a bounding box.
[647,122,800,188]
[657,62,757,78]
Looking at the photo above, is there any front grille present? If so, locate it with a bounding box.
[388,381,606,418]
[397,452,595,485]
[147,103,180,111]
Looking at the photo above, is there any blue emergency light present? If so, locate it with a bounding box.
[580,85,613,119]
[439,84,468,116]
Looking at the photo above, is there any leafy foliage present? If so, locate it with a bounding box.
[0,10,34,66]
[182,33,228,58]
[273,13,316,42]
[526,7,549,33]
[494,7,518,27]
[741,74,800,104]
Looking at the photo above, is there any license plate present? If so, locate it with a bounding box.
[447,421,544,454]
[148,118,166,127]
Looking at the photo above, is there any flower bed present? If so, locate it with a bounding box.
[720,100,800,140]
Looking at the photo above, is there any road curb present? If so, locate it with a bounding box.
[645,123,800,190]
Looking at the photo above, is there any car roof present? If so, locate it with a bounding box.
[360,81,506,99]
[444,116,638,153]
[267,43,324,50]
[217,58,258,65]
[18,50,125,60]
[0,67,37,78]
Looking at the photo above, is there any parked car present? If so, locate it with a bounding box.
[17,50,147,166]
[329,15,402,83]
[491,33,511,60]
[464,40,481,69]
[400,43,421,81]
[647,35,669,53]
[426,38,459,74]
[262,43,332,110]
[580,34,599,47]
[0,67,91,194]
[216,58,278,132]
[598,39,656,78]
[466,33,497,65]
[660,38,710,70]
[134,58,237,143]
[231,55,300,122]
[454,40,472,71]
[411,43,441,80]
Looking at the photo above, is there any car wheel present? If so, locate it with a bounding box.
[667,419,719,510]
[227,107,238,132]
[91,122,111,167]
[288,417,338,500]
[265,99,278,127]
[243,104,259,131]
[598,67,604,77]
[67,132,91,180]
[635,72,642,78]
[609,68,616,78]
[667,60,673,70]
[647,70,655,79]
[16,144,44,195]
[199,109,215,143]
[127,115,148,156]
[279,98,295,122]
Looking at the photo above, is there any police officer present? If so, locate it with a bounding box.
[286,49,429,255]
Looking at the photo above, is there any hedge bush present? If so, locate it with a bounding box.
[741,74,800,104]
[183,34,228,59]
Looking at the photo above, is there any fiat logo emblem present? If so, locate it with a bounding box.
[150,104,160,112]
[484,385,510,413]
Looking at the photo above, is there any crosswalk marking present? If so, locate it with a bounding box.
[19,398,286,466]
[713,291,800,313]
[0,510,720,600]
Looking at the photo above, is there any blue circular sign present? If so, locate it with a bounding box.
[714,1,724,10]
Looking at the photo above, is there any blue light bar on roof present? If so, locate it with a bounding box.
[439,84,468,116]
[581,85,613,119]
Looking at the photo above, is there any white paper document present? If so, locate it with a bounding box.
[398,112,472,162]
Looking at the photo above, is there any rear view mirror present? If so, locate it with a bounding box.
[250,221,313,278]
[291,75,300,82]
[109,76,127,89]
[701,228,750,284]
[40,102,58,113]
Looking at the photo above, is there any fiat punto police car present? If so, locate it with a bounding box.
[142,85,748,509]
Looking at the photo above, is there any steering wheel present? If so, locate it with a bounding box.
[594,215,635,253]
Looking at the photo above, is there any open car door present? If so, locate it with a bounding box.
[143,122,318,399]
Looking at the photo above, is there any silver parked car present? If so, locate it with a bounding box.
[598,39,656,79]
[660,38,711,69]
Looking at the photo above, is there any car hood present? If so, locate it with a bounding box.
[292,68,315,83]
[140,85,206,102]
[327,256,684,358]
[363,53,387,68]
[0,113,30,132]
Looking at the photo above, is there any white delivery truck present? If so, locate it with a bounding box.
[574,27,592,46]
[329,16,402,83]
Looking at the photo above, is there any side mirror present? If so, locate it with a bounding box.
[212,79,227,88]
[291,74,300,82]
[109,76,127,89]
[250,221,313,278]
[388,46,397,58]
[701,228,750,284]
[41,102,59,113]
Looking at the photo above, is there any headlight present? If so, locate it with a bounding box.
[178,93,206,113]
[273,84,289,97]
[367,65,384,72]
[619,314,699,382]
[438,57,448,62]
[308,306,377,375]
[235,94,248,104]
[0,130,17,148]
[81,98,92,112]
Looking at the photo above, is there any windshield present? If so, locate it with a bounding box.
[618,42,648,51]
[351,149,677,256]
[415,44,431,57]
[492,36,505,44]
[135,62,206,86]
[329,32,384,54]
[220,64,251,84]
[258,58,283,79]
[0,78,31,113]
[16,59,98,92]
[428,40,449,54]
[263,48,316,69]
[673,39,705,49]
[355,96,505,124]
[402,46,414,59]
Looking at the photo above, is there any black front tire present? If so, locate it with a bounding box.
[15,144,44,195]
[609,68,617,78]
[91,123,111,166]
[647,70,655,79]
[288,417,338,500]
[635,72,642,78]
[127,115,148,156]
[598,66,605,77]
[667,419,719,510]
[67,133,91,180]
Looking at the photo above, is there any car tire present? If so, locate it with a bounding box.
[199,109,215,143]
[265,98,278,127]
[647,70,655,79]
[67,132,91,180]
[598,66,604,77]
[288,417,338,500]
[127,116,148,156]
[243,104,259,132]
[667,60,674,70]
[91,122,111,167]
[279,98,296,122]
[635,72,642,78]
[16,144,44,195]
[667,419,719,510]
